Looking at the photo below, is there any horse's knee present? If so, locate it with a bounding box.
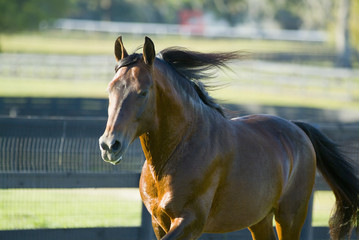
[248,214,276,240]
[152,217,167,240]
[162,212,206,240]
[274,208,308,240]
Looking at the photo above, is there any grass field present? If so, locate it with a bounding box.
[0,31,335,56]
[0,77,108,98]
[1,31,358,111]
[0,188,334,230]
[0,188,142,229]
[1,62,358,111]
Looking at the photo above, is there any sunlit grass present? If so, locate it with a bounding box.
[0,189,334,229]
[0,31,334,56]
[1,31,358,111]
[0,77,108,98]
[312,191,335,227]
[1,76,359,111]
[211,86,359,111]
[0,188,141,229]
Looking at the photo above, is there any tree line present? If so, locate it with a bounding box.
[0,0,354,31]
[0,0,357,67]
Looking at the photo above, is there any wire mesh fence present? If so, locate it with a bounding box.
[0,116,145,230]
[0,117,144,174]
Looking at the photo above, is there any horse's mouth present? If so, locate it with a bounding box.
[101,150,124,165]
[107,157,123,165]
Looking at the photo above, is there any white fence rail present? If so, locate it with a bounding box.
[1,53,358,106]
[54,18,328,42]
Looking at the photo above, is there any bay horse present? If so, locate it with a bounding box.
[99,36,359,240]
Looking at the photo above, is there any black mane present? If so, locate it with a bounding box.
[157,48,241,117]
[117,47,241,117]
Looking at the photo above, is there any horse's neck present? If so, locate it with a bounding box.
[139,68,197,178]
[139,117,194,179]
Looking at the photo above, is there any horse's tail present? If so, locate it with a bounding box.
[293,121,359,239]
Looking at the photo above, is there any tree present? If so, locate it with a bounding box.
[0,0,70,32]
[203,0,247,26]
[336,0,352,68]
[349,0,358,56]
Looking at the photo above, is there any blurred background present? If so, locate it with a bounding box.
[0,0,358,240]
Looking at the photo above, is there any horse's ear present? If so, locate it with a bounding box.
[114,36,128,62]
[143,36,155,66]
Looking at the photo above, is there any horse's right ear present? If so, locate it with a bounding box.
[143,36,155,66]
[114,36,128,62]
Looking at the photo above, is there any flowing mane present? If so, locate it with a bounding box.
[115,47,241,117]
[157,48,241,117]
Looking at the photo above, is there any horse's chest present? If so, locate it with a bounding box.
[140,179,175,232]
[140,176,158,212]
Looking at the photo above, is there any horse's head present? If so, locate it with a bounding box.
[99,36,156,165]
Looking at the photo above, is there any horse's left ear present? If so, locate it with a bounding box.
[143,36,156,66]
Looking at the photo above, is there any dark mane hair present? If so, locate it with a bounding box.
[157,48,242,117]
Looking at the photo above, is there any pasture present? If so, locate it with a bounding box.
[1,57,358,111]
[0,31,335,56]
[0,188,334,230]
[1,32,358,112]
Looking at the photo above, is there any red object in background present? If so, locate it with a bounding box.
[179,9,204,35]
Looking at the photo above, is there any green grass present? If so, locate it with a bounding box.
[312,191,335,227]
[1,31,358,111]
[211,84,359,111]
[0,77,108,98]
[0,188,142,229]
[0,189,334,229]
[1,75,358,111]
[0,31,334,56]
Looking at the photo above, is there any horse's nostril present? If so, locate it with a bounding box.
[100,142,110,151]
[111,140,121,151]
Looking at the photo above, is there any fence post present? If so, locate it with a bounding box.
[138,203,154,240]
[300,191,314,240]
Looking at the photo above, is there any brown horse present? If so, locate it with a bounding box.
[99,36,359,240]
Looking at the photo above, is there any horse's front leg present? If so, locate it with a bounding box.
[161,209,206,240]
[152,216,167,240]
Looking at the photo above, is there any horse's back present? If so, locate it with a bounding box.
[230,114,315,153]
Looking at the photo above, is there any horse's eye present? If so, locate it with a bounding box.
[139,90,148,97]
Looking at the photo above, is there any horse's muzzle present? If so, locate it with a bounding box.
[99,135,125,165]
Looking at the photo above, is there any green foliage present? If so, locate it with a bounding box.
[275,8,302,30]
[350,0,359,51]
[0,0,343,33]
[202,0,247,26]
[0,0,70,32]
[67,0,183,23]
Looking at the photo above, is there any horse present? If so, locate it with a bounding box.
[99,36,359,240]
